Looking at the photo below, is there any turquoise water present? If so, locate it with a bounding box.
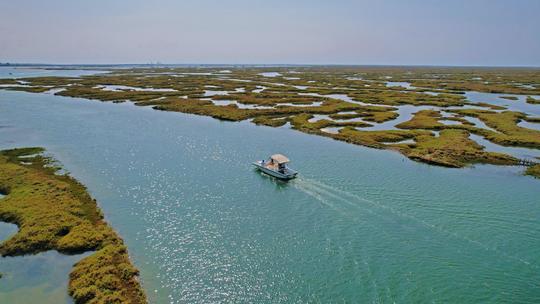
[0,87,540,303]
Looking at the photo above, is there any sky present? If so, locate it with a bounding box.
[1,0,539,66]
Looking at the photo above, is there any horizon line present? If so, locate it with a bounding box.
[1,62,540,69]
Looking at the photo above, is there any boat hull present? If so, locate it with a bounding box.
[252,162,298,180]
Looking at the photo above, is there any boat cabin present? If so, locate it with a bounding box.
[253,153,298,180]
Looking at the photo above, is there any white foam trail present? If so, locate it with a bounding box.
[294,179,376,215]
[295,183,349,217]
[292,177,538,269]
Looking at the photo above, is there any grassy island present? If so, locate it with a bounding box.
[0,147,146,304]
[500,96,518,101]
[527,96,540,104]
[525,164,540,178]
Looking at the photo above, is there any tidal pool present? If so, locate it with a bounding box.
[386,81,414,89]
[0,250,90,304]
[518,120,540,131]
[362,105,437,131]
[259,72,282,77]
[0,89,539,303]
[96,85,177,92]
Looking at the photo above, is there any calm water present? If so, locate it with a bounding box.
[0,251,89,304]
[465,91,540,116]
[0,85,539,302]
[0,66,107,79]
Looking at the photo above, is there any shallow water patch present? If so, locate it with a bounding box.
[0,251,91,304]
[96,85,177,92]
[259,72,282,77]
[469,134,540,161]
[204,90,229,97]
[464,92,540,116]
[386,81,414,89]
[518,120,540,131]
[321,127,343,134]
[211,100,274,109]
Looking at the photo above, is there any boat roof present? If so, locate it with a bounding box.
[270,154,290,164]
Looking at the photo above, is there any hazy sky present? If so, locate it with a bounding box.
[1,0,539,66]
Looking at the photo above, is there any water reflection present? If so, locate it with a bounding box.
[0,251,91,304]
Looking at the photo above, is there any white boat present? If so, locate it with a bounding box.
[252,154,298,180]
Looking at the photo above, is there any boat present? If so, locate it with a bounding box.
[252,154,298,180]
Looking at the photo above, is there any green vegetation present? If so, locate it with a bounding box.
[0,148,146,304]
[395,110,444,130]
[449,110,540,149]
[527,96,540,104]
[330,127,517,167]
[525,164,540,178]
[334,128,430,149]
[0,66,538,176]
[400,129,517,167]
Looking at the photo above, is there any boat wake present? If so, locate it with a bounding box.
[292,177,538,270]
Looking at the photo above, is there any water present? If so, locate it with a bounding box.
[363,105,436,131]
[203,90,229,97]
[386,81,414,89]
[462,116,498,132]
[0,194,18,243]
[383,138,416,145]
[0,66,107,79]
[320,127,343,134]
[252,86,266,93]
[211,100,274,109]
[299,92,392,108]
[259,72,282,77]
[469,134,540,161]
[464,91,540,116]
[0,251,91,304]
[308,114,365,124]
[0,89,539,303]
[0,220,17,243]
[518,120,540,131]
[97,85,177,92]
[440,119,462,126]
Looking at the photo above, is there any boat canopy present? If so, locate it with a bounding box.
[270,154,290,164]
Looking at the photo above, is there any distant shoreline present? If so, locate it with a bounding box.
[2,63,540,69]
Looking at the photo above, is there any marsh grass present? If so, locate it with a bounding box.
[2,66,539,177]
[525,164,540,178]
[527,96,540,104]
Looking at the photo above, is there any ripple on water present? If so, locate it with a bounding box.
[1,88,540,303]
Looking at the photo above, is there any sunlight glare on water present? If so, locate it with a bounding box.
[0,87,539,303]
